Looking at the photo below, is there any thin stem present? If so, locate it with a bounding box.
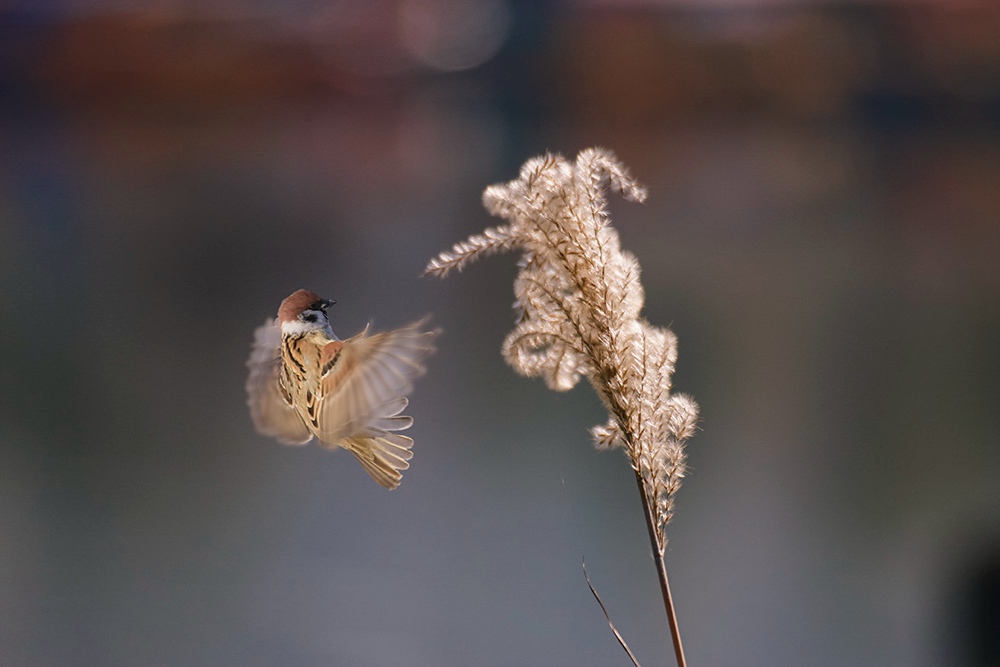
[634,469,687,667]
[583,559,643,667]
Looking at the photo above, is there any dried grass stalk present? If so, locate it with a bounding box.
[426,148,698,667]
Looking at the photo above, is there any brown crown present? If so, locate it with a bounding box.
[277,289,326,324]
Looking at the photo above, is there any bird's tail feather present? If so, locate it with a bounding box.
[345,432,413,490]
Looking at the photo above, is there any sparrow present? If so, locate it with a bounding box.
[246,289,435,490]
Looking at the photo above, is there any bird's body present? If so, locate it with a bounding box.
[246,289,435,489]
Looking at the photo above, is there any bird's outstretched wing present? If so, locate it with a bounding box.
[245,319,313,445]
[313,320,436,489]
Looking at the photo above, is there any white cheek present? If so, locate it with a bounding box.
[281,319,322,336]
[280,314,336,338]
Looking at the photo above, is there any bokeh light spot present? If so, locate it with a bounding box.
[398,0,511,72]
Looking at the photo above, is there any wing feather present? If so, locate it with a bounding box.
[245,319,313,445]
[312,321,435,488]
[315,321,436,444]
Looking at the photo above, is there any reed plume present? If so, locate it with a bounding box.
[425,148,698,666]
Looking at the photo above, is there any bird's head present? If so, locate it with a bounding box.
[277,289,336,337]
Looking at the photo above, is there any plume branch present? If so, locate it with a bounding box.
[423,225,516,278]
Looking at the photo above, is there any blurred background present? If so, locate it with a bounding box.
[2,0,999,665]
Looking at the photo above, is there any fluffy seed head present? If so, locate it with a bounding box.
[425,148,697,552]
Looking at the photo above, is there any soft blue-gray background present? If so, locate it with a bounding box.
[2,1,999,666]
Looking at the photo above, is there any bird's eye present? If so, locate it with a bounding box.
[303,313,318,323]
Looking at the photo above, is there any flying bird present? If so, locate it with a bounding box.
[246,289,435,489]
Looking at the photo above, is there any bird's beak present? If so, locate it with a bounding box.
[322,299,336,310]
